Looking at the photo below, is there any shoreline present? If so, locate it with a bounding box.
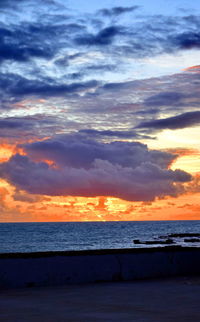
[0,245,200,258]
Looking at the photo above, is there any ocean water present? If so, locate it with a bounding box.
[1,221,200,253]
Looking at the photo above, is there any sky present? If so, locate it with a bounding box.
[0,0,200,222]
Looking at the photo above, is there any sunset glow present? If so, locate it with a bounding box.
[0,0,200,222]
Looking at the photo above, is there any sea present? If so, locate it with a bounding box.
[1,221,200,254]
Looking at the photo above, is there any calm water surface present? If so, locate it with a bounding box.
[1,221,200,253]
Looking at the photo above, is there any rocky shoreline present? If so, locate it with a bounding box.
[133,233,200,246]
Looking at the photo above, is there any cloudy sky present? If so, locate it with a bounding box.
[0,0,200,222]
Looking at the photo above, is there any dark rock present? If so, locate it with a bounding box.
[144,239,174,245]
[163,239,174,245]
[133,239,174,245]
[184,238,200,243]
[133,239,141,244]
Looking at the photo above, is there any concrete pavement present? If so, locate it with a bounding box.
[1,277,200,321]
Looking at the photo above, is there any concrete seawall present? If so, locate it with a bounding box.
[1,247,200,289]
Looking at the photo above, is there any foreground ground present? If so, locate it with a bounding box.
[1,277,200,322]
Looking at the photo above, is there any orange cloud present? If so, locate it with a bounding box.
[183,65,200,73]
[1,189,200,222]
[0,144,199,222]
[0,135,53,164]
[0,144,16,162]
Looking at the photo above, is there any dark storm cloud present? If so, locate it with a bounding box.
[74,26,123,46]
[0,15,86,64]
[0,38,53,63]
[0,134,191,201]
[173,32,200,50]
[79,129,143,139]
[0,118,25,129]
[144,92,184,107]
[97,6,139,17]
[137,111,200,130]
[21,134,175,169]
[0,23,61,63]
[0,73,98,100]
[12,78,98,97]
[0,115,59,139]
